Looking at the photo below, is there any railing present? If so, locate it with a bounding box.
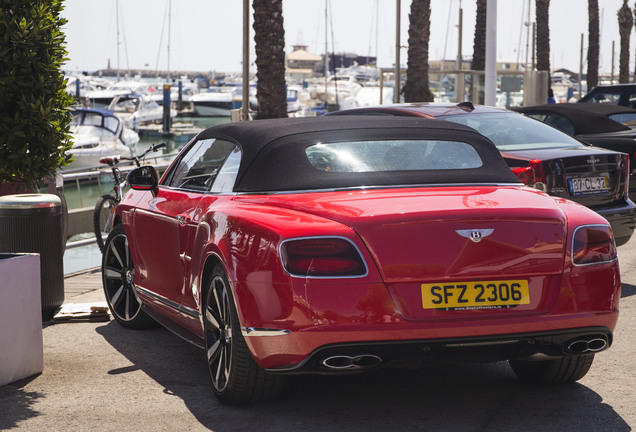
[61,153,177,249]
[61,152,177,208]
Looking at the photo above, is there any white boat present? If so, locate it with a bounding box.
[65,107,140,170]
[190,86,243,116]
[353,86,394,107]
[85,80,150,107]
[325,75,362,106]
[108,93,176,130]
[65,75,110,99]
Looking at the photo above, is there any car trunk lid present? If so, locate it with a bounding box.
[502,146,629,208]
[238,186,567,320]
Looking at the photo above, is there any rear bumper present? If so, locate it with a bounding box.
[265,327,613,374]
[595,199,636,243]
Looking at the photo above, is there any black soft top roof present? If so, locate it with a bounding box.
[193,116,521,192]
[512,103,636,134]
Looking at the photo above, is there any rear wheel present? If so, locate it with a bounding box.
[94,195,119,253]
[509,354,594,384]
[102,224,155,329]
[204,264,282,404]
[614,236,630,247]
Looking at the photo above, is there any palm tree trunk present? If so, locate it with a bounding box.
[618,0,633,83]
[252,0,288,119]
[403,0,434,102]
[587,0,599,89]
[472,0,487,71]
[535,0,551,88]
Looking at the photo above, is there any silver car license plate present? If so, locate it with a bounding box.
[568,175,609,195]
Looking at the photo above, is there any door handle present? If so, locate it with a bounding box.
[176,214,191,226]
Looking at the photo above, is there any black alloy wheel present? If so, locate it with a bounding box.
[102,224,155,329]
[204,264,282,404]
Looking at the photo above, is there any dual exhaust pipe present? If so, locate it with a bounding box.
[320,336,607,370]
[565,337,608,354]
[321,354,382,370]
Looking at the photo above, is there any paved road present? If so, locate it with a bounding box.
[1,242,635,432]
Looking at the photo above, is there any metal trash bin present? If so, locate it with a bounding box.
[0,194,64,321]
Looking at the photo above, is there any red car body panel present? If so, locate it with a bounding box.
[118,182,620,369]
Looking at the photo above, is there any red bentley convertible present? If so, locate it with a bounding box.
[102,116,620,404]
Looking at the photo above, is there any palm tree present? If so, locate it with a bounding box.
[587,0,599,89]
[618,0,633,83]
[633,1,636,81]
[252,0,288,119]
[535,0,551,87]
[471,0,487,72]
[470,0,487,104]
[403,0,434,102]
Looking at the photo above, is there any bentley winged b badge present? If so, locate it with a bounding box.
[455,229,494,243]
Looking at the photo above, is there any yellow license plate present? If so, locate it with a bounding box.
[421,280,530,310]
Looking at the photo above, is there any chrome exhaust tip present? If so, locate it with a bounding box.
[566,337,607,354]
[321,354,382,370]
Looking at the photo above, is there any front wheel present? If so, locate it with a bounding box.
[94,195,119,253]
[509,354,594,384]
[204,264,282,404]
[102,224,155,329]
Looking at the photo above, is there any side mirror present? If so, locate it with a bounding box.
[127,166,159,196]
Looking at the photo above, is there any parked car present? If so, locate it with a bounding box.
[578,83,636,108]
[511,103,636,200]
[102,116,620,404]
[329,103,636,246]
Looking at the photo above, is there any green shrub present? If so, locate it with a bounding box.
[0,0,74,189]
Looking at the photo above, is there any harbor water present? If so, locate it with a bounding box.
[63,115,229,274]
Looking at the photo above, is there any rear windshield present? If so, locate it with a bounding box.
[442,112,585,151]
[305,140,483,173]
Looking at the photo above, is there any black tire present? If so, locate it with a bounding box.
[94,195,119,253]
[509,354,594,384]
[615,236,630,247]
[101,224,156,329]
[204,264,283,404]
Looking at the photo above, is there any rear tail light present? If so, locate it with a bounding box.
[280,237,367,277]
[511,160,546,190]
[572,225,617,266]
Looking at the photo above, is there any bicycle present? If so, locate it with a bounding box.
[94,142,167,253]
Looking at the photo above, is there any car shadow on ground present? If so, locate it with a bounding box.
[96,322,629,432]
[621,283,636,298]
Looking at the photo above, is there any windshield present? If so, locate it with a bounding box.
[442,112,585,151]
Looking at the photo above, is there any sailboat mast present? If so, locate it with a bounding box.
[116,0,120,81]
[167,0,171,80]
[324,0,328,89]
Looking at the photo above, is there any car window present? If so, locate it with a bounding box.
[164,138,236,191]
[590,92,622,104]
[542,113,575,135]
[442,112,584,151]
[305,140,482,172]
[608,112,636,126]
[210,146,242,193]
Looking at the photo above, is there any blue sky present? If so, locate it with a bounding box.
[61,0,629,75]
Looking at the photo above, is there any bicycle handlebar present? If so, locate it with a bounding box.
[117,142,167,165]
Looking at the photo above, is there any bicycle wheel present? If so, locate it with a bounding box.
[94,195,119,253]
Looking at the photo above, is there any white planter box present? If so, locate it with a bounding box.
[0,253,43,387]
